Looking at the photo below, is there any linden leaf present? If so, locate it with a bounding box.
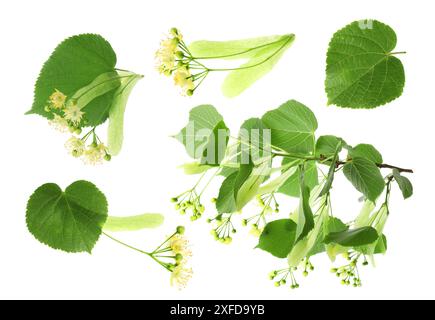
[393,169,414,199]
[349,144,383,164]
[278,159,318,198]
[28,34,118,126]
[262,100,318,154]
[257,219,297,258]
[26,181,108,253]
[326,20,405,109]
[343,157,385,201]
[324,227,379,247]
[175,105,229,166]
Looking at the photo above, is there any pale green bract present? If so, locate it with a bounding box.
[26,181,108,253]
[107,72,143,155]
[189,34,295,97]
[326,20,405,109]
[104,214,164,232]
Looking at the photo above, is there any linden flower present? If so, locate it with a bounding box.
[155,38,178,75]
[170,265,193,290]
[63,103,84,125]
[49,89,67,109]
[65,136,85,158]
[170,234,192,258]
[173,67,194,95]
[82,144,106,165]
[49,114,69,133]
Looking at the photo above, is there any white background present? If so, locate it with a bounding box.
[0,0,433,300]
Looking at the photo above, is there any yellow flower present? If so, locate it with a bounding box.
[170,234,192,258]
[173,67,194,95]
[82,143,106,165]
[170,265,193,290]
[49,90,67,109]
[49,114,69,133]
[63,102,84,125]
[65,137,85,158]
[155,38,178,75]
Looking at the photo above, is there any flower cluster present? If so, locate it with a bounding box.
[148,226,193,290]
[242,194,279,237]
[330,252,364,287]
[45,90,111,165]
[156,28,209,96]
[208,213,236,244]
[172,189,205,221]
[269,267,300,289]
[46,90,84,132]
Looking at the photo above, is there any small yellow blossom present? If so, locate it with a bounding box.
[49,90,67,109]
[170,265,193,290]
[82,143,106,165]
[65,137,85,158]
[155,37,178,75]
[63,102,84,125]
[173,67,194,95]
[170,234,192,259]
[49,114,69,133]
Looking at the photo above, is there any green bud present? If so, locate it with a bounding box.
[44,106,51,112]
[241,219,248,227]
[303,271,309,277]
[186,89,194,97]
[75,128,82,135]
[331,268,338,273]
[269,271,277,280]
[175,253,183,262]
[211,198,217,203]
[104,154,112,161]
[274,282,281,287]
[175,51,184,59]
[176,226,185,235]
[280,279,286,285]
[171,197,178,203]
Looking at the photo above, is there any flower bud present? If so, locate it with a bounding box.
[176,226,185,235]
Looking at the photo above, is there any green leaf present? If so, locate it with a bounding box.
[316,135,343,158]
[29,34,118,126]
[262,100,318,154]
[349,144,383,164]
[103,214,164,232]
[343,157,385,201]
[257,219,297,258]
[278,159,318,197]
[238,118,270,164]
[358,234,388,255]
[107,73,143,156]
[326,20,405,109]
[393,169,414,199]
[326,217,349,234]
[26,181,108,253]
[295,168,315,242]
[216,172,238,214]
[176,105,229,166]
[221,34,295,97]
[324,226,379,247]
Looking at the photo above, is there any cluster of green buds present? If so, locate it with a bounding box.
[208,213,236,244]
[331,252,364,287]
[241,194,279,237]
[302,258,315,277]
[269,267,300,289]
[171,189,205,221]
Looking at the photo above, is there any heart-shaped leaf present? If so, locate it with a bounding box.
[26,181,108,253]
